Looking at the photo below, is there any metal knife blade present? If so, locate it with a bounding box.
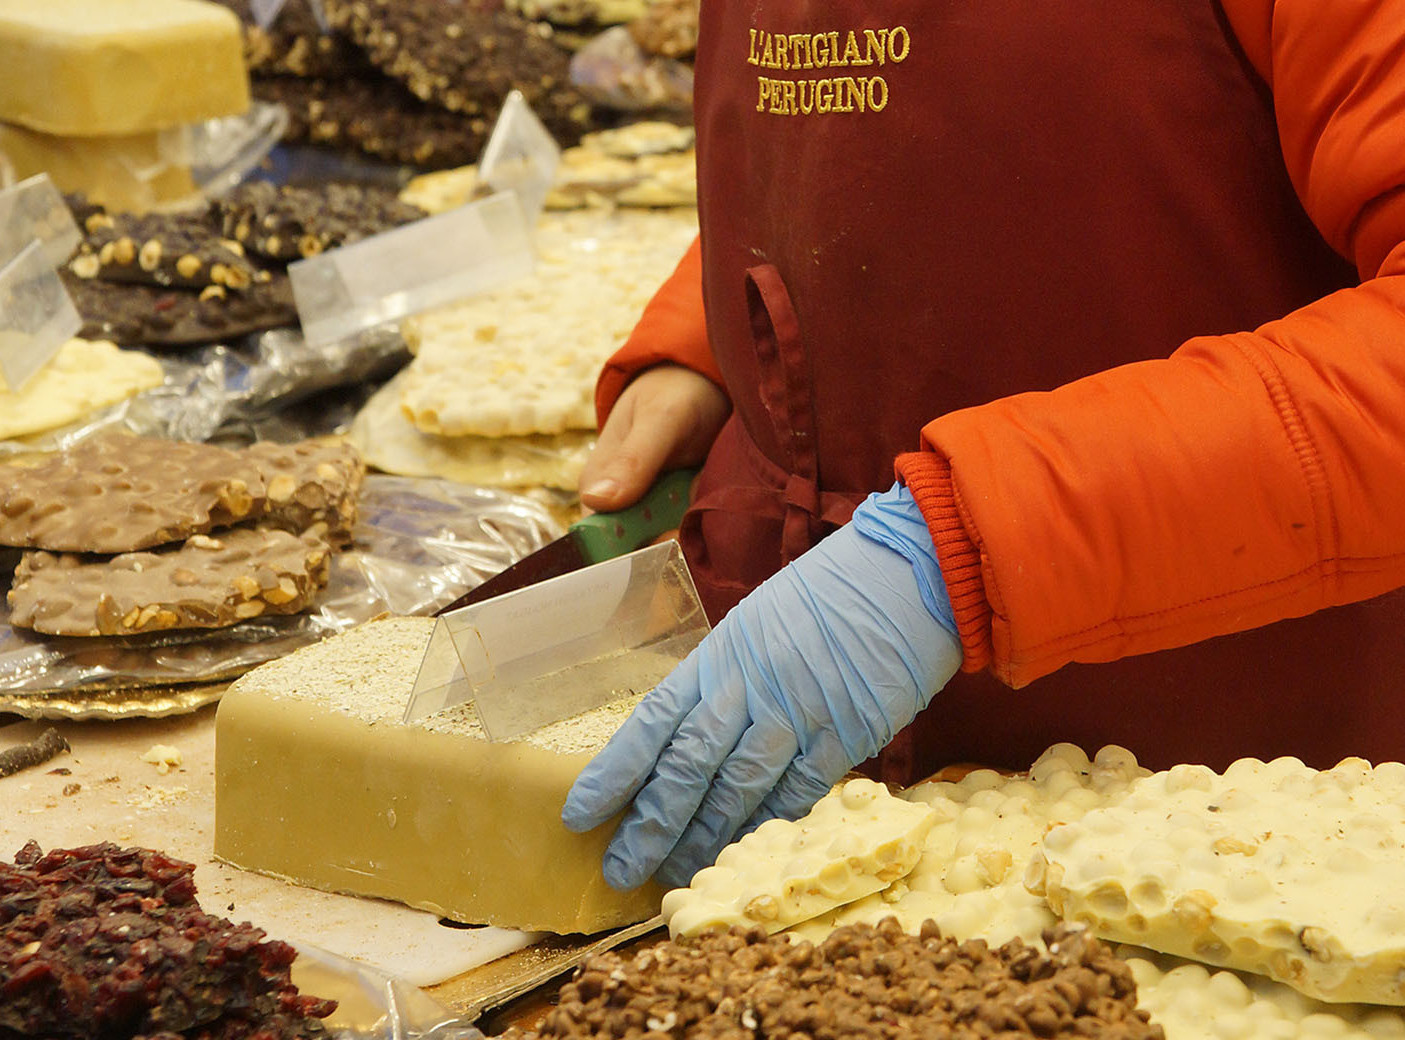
[435,467,696,615]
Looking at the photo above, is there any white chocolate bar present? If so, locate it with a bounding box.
[1033,756,1405,1004]
[788,743,1149,947]
[660,778,938,939]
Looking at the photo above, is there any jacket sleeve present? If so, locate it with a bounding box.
[896,0,1405,686]
[594,236,726,425]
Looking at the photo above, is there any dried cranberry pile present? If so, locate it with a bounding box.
[0,841,336,1040]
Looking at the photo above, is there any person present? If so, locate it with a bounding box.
[559,0,1405,892]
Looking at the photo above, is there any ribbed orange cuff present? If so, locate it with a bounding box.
[895,450,993,674]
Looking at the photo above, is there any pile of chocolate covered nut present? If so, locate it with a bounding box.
[1,434,363,638]
[508,919,1162,1040]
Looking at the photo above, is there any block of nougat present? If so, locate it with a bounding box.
[1124,949,1405,1040]
[7,527,331,636]
[659,778,939,939]
[399,208,698,437]
[243,439,365,549]
[0,338,163,439]
[0,434,266,553]
[348,372,594,491]
[0,123,197,214]
[214,615,664,934]
[1033,755,1405,1004]
[0,0,249,136]
[788,743,1149,949]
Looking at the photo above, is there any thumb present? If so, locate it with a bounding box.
[580,432,672,513]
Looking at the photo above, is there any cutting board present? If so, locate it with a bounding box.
[0,707,541,987]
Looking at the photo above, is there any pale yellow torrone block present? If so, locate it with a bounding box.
[0,0,248,137]
[0,123,197,213]
[214,616,664,935]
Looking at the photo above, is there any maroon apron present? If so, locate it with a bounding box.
[681,0,1405,780]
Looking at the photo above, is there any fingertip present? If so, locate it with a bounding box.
[602,850,647,892]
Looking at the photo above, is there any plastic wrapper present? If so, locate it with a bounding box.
[293,943,486,1040]
[569,26,694,114]
[0,322,409,458]
[0,474,564,696]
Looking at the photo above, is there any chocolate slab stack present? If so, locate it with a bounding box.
[61,189,423,348]
[213,0,600,171]
[0,434,364,638]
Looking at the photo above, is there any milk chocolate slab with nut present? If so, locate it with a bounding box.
[61,268,297,347]
[0,434,266,553]
[7,527,331,637]
[217,180,426,263]
[67,210,263,292]
[323,0,594,145]
[244,439,366,548]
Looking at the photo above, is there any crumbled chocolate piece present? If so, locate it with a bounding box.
[0,841,335,1040]
[0,729,70,781]
[505,920,1164,1040]
[217,180,425,263]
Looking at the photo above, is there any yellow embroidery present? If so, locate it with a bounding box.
[747,26,909,116]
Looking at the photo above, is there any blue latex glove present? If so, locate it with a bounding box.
[561,482,964,890]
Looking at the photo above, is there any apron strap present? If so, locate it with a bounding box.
[744,263,835,563]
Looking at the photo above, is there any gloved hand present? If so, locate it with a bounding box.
[561,482,964,890]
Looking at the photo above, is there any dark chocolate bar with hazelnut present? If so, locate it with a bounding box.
[217,179,426,262]
[252,72,491,169]
[60,268,297,348]
[322,0,595,145]
[67,210,265,292]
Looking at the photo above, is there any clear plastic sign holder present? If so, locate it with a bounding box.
[0,173,82,270]
[251,0,327,32]
[0,239,81,393]
[404,541,710,741]
[478,90,562,221]
[288,90,559,348]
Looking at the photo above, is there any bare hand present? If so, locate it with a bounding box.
[580,365,730,512]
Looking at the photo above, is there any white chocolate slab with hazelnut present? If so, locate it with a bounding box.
[1124,948,1405,1040]
[660,778,939,939]
[1032,756,1405,1004]
[787,743,1150,947]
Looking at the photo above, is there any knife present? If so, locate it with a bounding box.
[436,467,697,615]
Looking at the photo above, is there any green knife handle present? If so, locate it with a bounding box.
[570,468,698,564]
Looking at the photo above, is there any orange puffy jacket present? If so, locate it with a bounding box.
[597,0,1405,729]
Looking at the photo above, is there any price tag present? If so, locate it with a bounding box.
[289,190,535,347]
[479,90,562,222]
[0,239,81,392]
[0,173,81,270]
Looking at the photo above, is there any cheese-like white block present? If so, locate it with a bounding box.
[214,616,663,935]
[1125,948,1405,1040]
[1033,756,1405,1004]
[787,743,1149,947]
[0,0,248,136]
[659,778,938,939]
[0,122,197,213]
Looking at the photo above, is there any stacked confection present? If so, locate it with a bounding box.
[0,433,364,637]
